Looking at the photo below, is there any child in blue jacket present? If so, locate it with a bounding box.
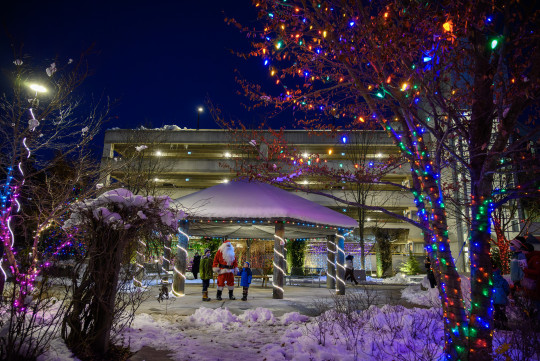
[493,264,510,330]
[237,261,252,301]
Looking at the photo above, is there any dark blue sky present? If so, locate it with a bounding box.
[2,0,273,139]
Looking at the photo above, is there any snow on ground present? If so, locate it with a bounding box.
[35,300,537,361]
[402,274,472,309]
[38,305,445,361]
[35,273,537,361]
[119,306,446,361]
[380,272,410,284]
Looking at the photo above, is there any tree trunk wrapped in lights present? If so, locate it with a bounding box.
[273,222,285,299]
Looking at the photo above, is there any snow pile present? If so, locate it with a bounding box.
[402,274,472,309]
[37,337,77,361]
[122,313,185,353]
[258,305,445,361]
[135,125,189,131]
[280,312,309,325]
[188,307,240,327]
[239,307,276,324]
[381,272,410,284]
[162,125,184,131]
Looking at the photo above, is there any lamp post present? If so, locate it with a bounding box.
[197,107,203,131]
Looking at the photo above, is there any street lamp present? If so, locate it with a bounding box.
[29,83,47,94]
[27,83,48,130]
[197,106,203,131]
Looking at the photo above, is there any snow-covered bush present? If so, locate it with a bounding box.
[61,188,184,359]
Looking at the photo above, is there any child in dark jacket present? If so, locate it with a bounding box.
[200,249,213,301]
[493,264,510,329]
[237,261,252,301]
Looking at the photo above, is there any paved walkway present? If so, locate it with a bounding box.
[137,281,412,317]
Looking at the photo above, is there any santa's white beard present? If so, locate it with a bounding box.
[220,243,235,265]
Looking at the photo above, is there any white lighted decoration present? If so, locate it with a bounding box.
[133,245,146,287]
[7,217,15,248]
[22,138,31,158]
[273,233,286,294]
[0,260,6,283]
[172,229,190,296]
[162,244,172,273]
[335,233,346,288]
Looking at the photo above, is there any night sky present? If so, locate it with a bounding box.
[2,0,274,148]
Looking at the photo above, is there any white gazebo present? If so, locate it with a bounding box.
[172,180,358,298]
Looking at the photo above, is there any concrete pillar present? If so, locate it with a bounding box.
[326,235,336,289]
[246,239,252,263]
[133,239,146,288]
[172,221,189,296]
[273,222,285,299]
[99,143,114,186]
[335,230,346,295]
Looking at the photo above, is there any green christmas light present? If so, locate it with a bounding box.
[490,39,498,49]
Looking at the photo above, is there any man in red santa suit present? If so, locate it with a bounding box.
[212,240,239,300]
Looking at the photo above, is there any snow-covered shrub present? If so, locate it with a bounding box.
[61,188,184,359]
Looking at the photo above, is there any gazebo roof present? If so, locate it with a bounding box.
[175,180,358,239]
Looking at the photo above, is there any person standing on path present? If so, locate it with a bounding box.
[200,249,213,302]
[509,237,527,297]
[237,261,253,301]
[191,252,201,279]
[425,256,437,289]
[344,255,359,285]
[523,242,540,319]
[492,263,510,330]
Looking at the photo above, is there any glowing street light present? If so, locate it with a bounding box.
[29,83,47,93]
[197,106,204,131]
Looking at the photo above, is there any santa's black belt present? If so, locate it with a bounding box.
[219,264,233,269]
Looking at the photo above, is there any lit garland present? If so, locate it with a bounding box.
[335,233,348,293]
[190,218,349,232]
[1,104,43,311]
[172,228,190,296]
[273,233,286,294]
[162,243,172,274]
[325,240,336,283]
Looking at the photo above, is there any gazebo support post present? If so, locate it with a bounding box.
[246,239,252,263]
[273,222,285,299]
[172,220,189,297]
[162,233,172,283]
[335,230,346,295]
[326,235,336,290]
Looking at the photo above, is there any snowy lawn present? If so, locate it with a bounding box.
[36,277,539,361]
[118,306,444,361]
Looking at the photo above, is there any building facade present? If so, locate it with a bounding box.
[101,127,525,273]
